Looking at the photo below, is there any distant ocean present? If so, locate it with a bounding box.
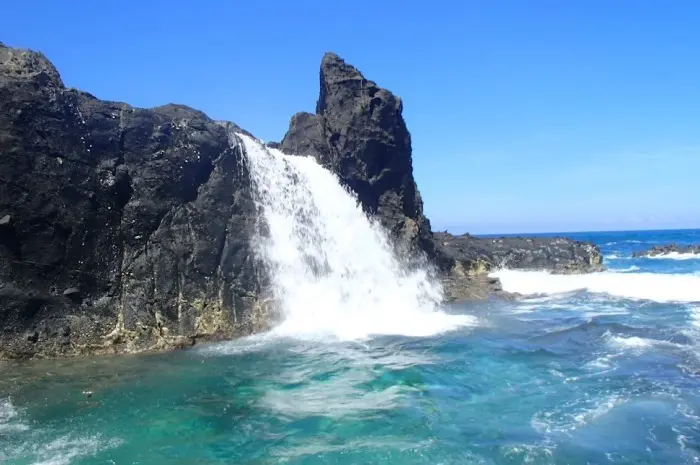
[2,229,699,464]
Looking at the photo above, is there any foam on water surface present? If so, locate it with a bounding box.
[491,269,700,303]
[0,398,28,434]
[646,252,700,260]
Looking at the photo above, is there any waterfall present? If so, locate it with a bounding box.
[236,133,474,340]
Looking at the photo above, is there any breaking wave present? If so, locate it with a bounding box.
[491,269,700,303]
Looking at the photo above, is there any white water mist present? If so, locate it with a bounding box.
[236,133,473,340]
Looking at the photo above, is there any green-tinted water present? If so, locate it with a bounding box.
[2,290,700,464]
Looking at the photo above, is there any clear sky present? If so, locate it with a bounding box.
[4,1,699,234]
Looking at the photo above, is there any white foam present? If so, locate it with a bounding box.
[607,335,653,349]
[532,394,623,435]
[196,332,279,356]
[237,133,475,341]
[571,395,622,426]
[646,252,700,260]
[491,269,700,303]
[614,265,640,272]
[690,306,700,329]
[585,354,617,371]
[0,397,29,433]
[20,436,122,465]
[682,305,700,345]
[605,333,682,351]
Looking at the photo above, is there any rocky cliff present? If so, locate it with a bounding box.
[0,43,271,359]
[1,43,603,359]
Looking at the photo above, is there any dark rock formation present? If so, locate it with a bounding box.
[432,232,603,301]
[436,233,603,272]
[632,244,700,258]
[280,112,329,165]
[280,53,435,257]
[0,43,270,359]
[1,42,606,358]
[434,233,604,301]
[279,52,603,300]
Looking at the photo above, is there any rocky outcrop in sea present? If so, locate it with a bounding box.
[434,232,603,300]
[632,244,700,257]
[0,42,603,359]
[279,53,436,259]
[277,53,604,299]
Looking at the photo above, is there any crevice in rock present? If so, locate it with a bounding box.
[0,223,22,259]
[181,157,216,204]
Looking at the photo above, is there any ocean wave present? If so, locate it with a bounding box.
[683,306,700,345]
[613,265,640,273]
[584,354,618,371]
[691,306,700,329]
[604,240,645,245]
[605,332,683,351]
[491,269,700,303]
[604,254,635,261]
[646,252,700,261]
[13,436,122,465]
[531,394,624,435]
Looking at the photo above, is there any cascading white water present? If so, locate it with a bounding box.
[236,133,474,340]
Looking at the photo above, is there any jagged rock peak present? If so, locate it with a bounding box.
[0,41,63,88]
[281,51,431,258]
[317,52,395,116]
[320,52,365,81]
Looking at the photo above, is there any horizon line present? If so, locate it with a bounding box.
[441,226,700,237]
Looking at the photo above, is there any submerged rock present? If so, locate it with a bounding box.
[632,244,700,257]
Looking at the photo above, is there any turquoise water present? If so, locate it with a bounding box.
[2,229,700,464]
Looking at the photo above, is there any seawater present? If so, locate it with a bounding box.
[1,136,699,464]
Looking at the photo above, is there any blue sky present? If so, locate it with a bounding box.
[4,1,699,234]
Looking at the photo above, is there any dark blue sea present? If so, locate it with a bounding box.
[2,229,699,464]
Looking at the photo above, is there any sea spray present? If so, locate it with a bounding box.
[646,252,700,260]
[491,269,700,303]
[235,133,474,340]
